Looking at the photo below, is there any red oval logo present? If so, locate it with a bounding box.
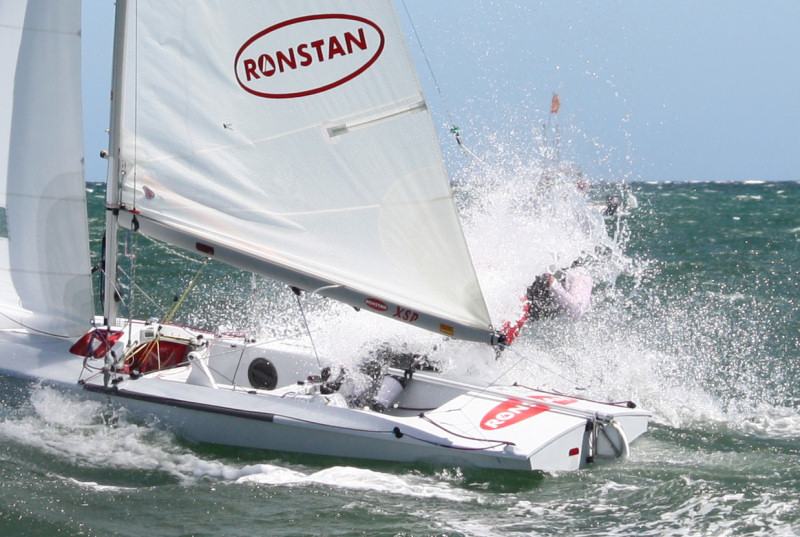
[234,14,385,99]
[480,395,578,430]
[364,298,388,312]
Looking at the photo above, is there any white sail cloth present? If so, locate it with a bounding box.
[112,1,494,342]
[0,0,93,336]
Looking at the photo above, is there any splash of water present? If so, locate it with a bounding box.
[99,130,800,443]
[0,383,487,500]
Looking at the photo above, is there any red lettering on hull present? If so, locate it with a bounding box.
[480,395,578,430]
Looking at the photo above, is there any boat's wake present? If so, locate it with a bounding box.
[0,382,488,500]
[1,380,797,537]
[0,383,191,479]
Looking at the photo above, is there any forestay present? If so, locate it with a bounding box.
[0,0,93,337]
[110,1,496,343]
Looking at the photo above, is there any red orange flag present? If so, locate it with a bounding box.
[550,93,561,114]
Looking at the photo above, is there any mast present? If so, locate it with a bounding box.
[102,0,129,326]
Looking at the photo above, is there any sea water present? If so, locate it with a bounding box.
[1,175,799,536]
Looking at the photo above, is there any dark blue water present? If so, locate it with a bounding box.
[1,179,799,536]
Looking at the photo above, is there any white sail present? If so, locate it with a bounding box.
[0,0,93,336]
[110,1,495,343]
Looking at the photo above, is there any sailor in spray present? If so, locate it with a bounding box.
[500,259,594,346]
[536,259,593,321]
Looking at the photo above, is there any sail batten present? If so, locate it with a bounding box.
[328,98,427,137]
[113,0,495,343]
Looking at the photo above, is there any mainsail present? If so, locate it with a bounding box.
[108,1,496,343]
[0,0,93,336]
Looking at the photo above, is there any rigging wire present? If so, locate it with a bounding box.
[0,310,74,339]
[108,234,209,325]
[400,0,455,128]
[290,283,344,369]
[400,0,487,167]
[114,264,157,312]
[123,228,136,342]
[291,286,323,369]
[119,259,208,372]
[494,344,625,405]
[131,0,139,212]
[160,258,209,325]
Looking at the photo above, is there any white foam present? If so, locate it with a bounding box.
[61,476,136,492]
[234,465,476,502]
[736,404,800,440]
[0,385,481,501]
[0,385,194,479]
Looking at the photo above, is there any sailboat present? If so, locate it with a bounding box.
[0,0,649,473]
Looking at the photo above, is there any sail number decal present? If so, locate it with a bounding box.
[364,299,420,324]
[480,395,578,430]
[393,307,419,324]
[235,14,385,99]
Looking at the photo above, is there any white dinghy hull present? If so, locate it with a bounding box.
[0,322,649,473]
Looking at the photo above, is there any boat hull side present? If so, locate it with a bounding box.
[82,382,539,471]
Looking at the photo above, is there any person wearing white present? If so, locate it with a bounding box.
[544,264,592,320]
